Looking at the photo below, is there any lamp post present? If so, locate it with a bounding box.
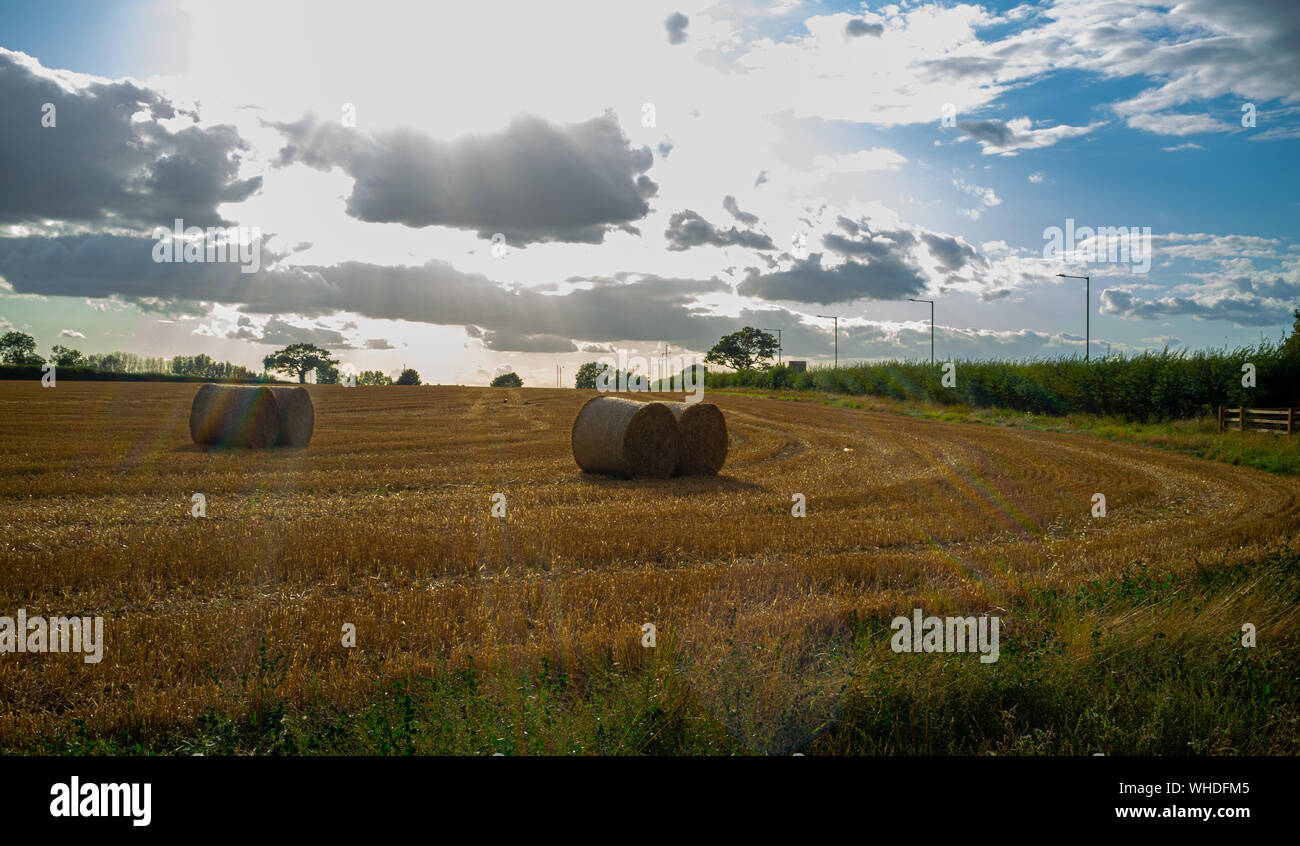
[908,298,935,364]
[761,328,782,366]
[816,315,840,368]
[1056,273,1091,360]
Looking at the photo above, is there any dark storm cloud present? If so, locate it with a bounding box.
[920,232,980,272]
[722,195,759,226]
[665,12,689,45]
[664,210,775,251]
[478,330,578,353]
[955,119,1017,147]
[271,111,656,245]
[845,19,884,38]
[737,252,926,305]
[0,233,764,351]
[821,228,916,261]
[228,315,350,348]
[0,49,261,228]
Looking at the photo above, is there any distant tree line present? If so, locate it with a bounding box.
[705,309,1300,422]
[1,331,262,381]
[0,333,430,386]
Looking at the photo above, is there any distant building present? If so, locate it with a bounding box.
[787,360,807,372]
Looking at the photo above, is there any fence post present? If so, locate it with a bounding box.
[1289,407,1294,436]
[1218,406,1224,433]
[1240,407,1246,432]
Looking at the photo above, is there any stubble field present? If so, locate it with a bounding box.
[2,381,1298,754]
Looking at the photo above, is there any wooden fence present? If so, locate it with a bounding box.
[1219,406,1296,434]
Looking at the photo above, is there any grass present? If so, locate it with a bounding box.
[3,381,1298,754]
[25,550,1299,756]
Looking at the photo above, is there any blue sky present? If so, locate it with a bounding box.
[1,0,1297,384]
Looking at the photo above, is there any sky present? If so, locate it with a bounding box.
[0,0,1297,385]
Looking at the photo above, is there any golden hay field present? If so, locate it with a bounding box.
[2,381,1299,752]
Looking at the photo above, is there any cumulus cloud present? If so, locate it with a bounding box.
[1125,112,1230,136]
[845,19,884,38]
[953,178,1000,207]
[272,111,656,245]
[58,329,86,338]
[664,210,775,251]
[722,195,759,226]
[954,117,1101,156]
[920,232,980,273]
[0,49,261,228]
[1100,253,1300,327]
[738,250,926,305]
[665,12,689,45]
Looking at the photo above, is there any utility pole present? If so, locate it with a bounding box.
[761,327,782,365]
[907,298,935,364]
[816,315,840,368]
[1056,274,1091,359]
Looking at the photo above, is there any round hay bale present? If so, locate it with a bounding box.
[189,384,280,449]
[663,401,728,475]
[268,386,315,447]
[571,396,679,478]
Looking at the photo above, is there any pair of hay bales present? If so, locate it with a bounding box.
[189,384,315,448]
[571,396,727,478]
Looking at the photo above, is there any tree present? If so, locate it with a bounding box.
[49,345,85,368]
[395,368,421,386]
[94,353,125,373]
[1283,307,1300,361]
[357,370,392,386]
[266,343,339,384]
[315,362,340,384]
[0,331,43,365]
[491,371,523,387]
[574,361,604,389]
[705,327,778,371]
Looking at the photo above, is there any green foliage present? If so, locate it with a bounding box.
[395,368,421,386]
[315,362,340,384]
[708,332,1300,422]
[574,361,603,389]
[0,331,42,365]
[171,353,257,380]
[356,370,392,386]
[491,371,523,387]
[810,552,1300,755]
[48,345,84,368]
[266,343,339,384]
[706,327,779,372]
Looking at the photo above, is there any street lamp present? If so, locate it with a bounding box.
[761,328,782,366]
[1056,273,1091,360]
[816,315,840,368]
[908,298,935,364]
